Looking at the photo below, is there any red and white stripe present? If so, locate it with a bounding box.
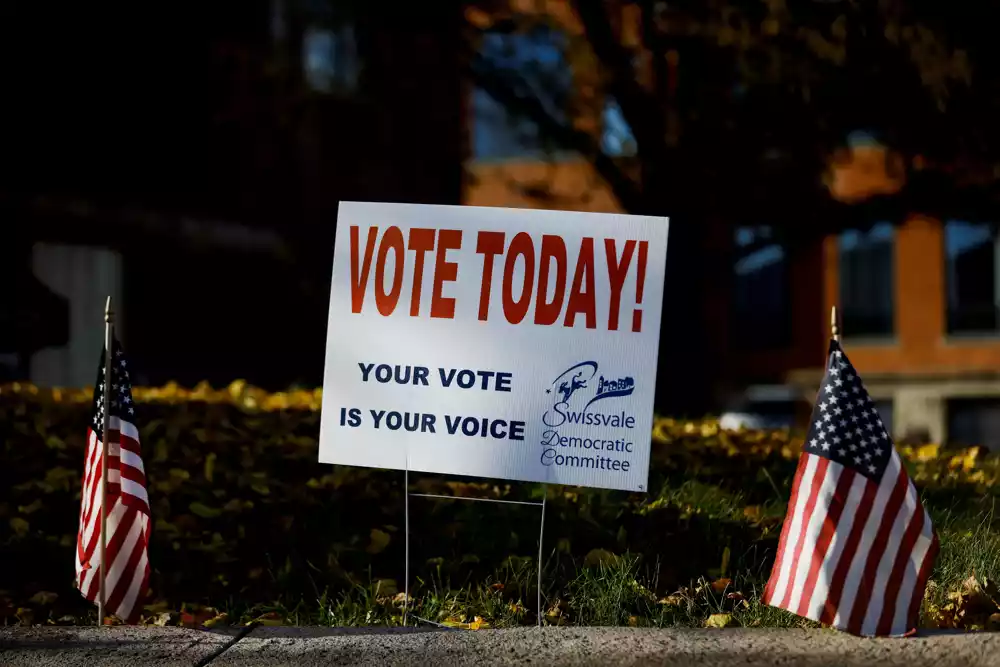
[762,449,938,637]
[75,416,151,624]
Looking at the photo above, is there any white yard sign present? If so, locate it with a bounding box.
[319,202,668,492]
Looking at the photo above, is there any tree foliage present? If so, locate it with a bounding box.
[466,0,998,229]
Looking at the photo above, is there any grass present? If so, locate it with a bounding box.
[13,479,1000,631]
[3,383,1000,630]
[204,493,1000,631]
[930,502,1000,590]
[208,552,823,630]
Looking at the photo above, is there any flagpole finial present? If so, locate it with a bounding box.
[105,297,114,325]
[831,306,840,343]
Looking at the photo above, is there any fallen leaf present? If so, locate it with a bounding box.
[251,611,284,626]
[150,612,178,627]
[204,452,217,483]
[468,616,491,630]
[180,605,220,628]
[583,548,618,567]
[367,528,391,555]
[949,448,979,472]
[915,443,940,461]
[222,499,245,512]
[658,594,686,608]
[9,518,29,537]
[18,500,43,515]
[203,612,229,628]
[45,436,67,451]
[374,579,398,597]
[28,591,58,606]
[188,502,222,519]
[705,613,736,628]
[711,578,732,594]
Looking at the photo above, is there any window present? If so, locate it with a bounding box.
[471,26,572,161]
[303,24,359,93]
[945,221,1000,334]
[839,222,894,338]
[732,226,791,349]
[947,397,1000,449]
[300,0,359,95]
[472,30,637,162]
[601,98,636,157]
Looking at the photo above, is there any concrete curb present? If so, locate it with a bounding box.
[0,626,241,666]
[3,626,1000,666]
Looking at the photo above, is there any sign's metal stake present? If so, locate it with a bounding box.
[403,463,410,628]
[402,481,549,629]
[537,485,547,628]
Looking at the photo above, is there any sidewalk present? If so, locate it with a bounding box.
[3,625,1000,667]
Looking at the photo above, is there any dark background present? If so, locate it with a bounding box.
[4,0,1000,418]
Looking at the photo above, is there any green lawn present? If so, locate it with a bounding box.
[2,383,999,630]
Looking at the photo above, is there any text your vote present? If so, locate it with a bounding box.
[358,363,512,392]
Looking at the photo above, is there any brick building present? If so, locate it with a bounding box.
[463,22,1000,447]
[465,143,1000,449]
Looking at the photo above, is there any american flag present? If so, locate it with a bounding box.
[762,339,939,636]
[75,336,151,624]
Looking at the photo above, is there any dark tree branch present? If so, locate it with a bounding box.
[470,57,644,211]
[468,0,1000,226]
[570,0,669,165]
[639,1,669,100]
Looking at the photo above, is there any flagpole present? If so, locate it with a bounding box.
[98,296,114,626]
[830,305,840,343]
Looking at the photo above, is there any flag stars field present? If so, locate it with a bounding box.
[803,350,891,483]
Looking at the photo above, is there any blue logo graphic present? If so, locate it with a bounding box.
[592,374,636,407]
[549,361,598,405]
[538,361,640,476]
[543,361,635,427]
